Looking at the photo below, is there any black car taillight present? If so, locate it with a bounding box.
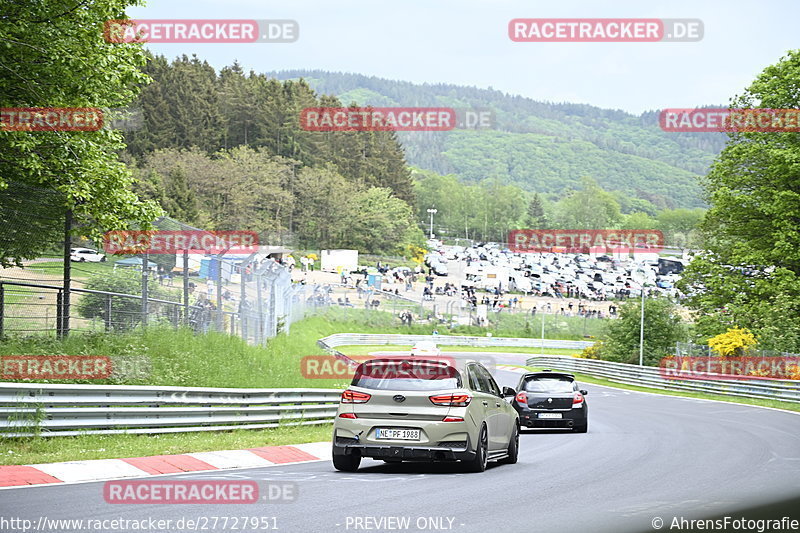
[573,392,584,405]
[515,391,528,405]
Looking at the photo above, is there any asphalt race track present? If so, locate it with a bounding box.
[2,354,800,533]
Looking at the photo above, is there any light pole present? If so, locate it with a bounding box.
[639,286,645,366]
[632,268,648,366]
[540,305,545,358]
[427,208,437,239]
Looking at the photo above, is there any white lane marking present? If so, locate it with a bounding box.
[185,450,274,469]
[33,459,150,483]
[293,442,332,460]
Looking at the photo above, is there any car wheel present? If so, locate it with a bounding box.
[80,258,85,262]
[465,424,488,473]
[501,423,519,464]
[575,420,588,433]
[100,257,106,262]
[332,451,361,472]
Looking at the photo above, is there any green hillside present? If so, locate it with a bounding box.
[269,70,724,209]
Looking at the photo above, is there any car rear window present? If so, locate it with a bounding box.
[522,377,575,393]
[351,360,461,391]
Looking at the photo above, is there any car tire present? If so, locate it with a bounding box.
[501,423,519,464]
[100,257,106,262]
[465,424,488,473]
[80,258,85,262]
[574,421,588,433]
[332,451,361,472]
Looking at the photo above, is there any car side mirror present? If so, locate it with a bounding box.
[502,387,516,397]
[580,390,588,395]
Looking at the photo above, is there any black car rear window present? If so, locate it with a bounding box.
[351,361,462,391]
[523,377,575,393]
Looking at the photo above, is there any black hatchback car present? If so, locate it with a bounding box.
[512,371,588,432]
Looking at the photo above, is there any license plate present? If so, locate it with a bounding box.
[375,428,420,440]
[538,413,562,419]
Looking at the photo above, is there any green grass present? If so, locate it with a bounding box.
[23,259,116,280]
[0,317,357,389]
[522,365,800,413]
[338,345,581,356]
[316,306,607,340]
[0,424,333,466]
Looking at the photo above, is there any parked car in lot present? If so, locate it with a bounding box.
[512,371,588,432]
[411,341,441,356]
[69,247,105,262]
[332,357,520,472]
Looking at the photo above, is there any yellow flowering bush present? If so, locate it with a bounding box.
[708,327,757,357]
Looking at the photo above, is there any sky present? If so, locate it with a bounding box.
[128,0,799,115]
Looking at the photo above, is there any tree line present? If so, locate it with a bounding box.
[413,170,705,246]
[123,55,423,254]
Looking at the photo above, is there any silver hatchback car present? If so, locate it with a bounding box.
[332,357,520,472]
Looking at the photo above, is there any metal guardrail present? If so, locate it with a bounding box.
[318,333,594,351]
[0,383,341,437]
[317,334,800,403]
[7,334,797,438]
[524,355,800,403]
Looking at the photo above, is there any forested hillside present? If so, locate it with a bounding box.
[123,55,423,253]
[269,70,724,209]
[119,56,711,248]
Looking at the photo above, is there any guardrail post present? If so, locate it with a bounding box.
[56,290,63,338]
[0,282,4,337]
[104,293,112,331]
[141,252,149,328]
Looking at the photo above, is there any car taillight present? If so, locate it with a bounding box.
[341,390,371,403]
[429,394,471,407]
[573,392,584,405]
[515,391,528,405]
[338,412,357,419]
[442,416,464,422]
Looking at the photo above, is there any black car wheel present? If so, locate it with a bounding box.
[465,424,488,472]
[501,423,519,464]
[332,450,361,472]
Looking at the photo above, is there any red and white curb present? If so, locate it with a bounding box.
[0,441,331,489]
[496,364,528,374]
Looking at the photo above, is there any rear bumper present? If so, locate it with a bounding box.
[517,408,587,429]
[333,438,475,462]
